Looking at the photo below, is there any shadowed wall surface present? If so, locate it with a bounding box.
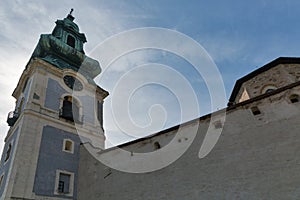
[78,86,300,200]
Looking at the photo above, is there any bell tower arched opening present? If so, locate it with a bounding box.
[67,35,76,48]
[60,96,81,123]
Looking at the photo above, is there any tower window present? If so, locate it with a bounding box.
[58,173,70,194]
[67,35,75,48]
[63,139,74,153]
[60,96,81,123]
[5,144,12,162]
[63,75,83,91]
[55,170,74,196]
[289,94,299,103]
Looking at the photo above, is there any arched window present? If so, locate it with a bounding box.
[60,96,81,122]
[67,35,75,48]
[265,89,275,93]
[262,85,277,94]
[289,94,299,103]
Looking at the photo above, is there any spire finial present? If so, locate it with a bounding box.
[70,8,74,16]
[67,8,75,21]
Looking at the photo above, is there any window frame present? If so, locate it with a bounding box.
[54,170,74,197]
[59,95,83,123]
[251,106,262,116]
[62,139,74,154]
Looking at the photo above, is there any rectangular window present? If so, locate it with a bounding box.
[54,170,74,196]
[62,139,74,154]
[58,173,70,194]
[251,106,261,115]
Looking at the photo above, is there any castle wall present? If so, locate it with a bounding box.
[78,85,300,200]
[235,63,300,103]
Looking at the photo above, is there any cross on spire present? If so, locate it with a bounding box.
[70,8,74,15]
[67,8,75,21]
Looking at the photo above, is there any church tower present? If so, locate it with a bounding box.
[0,11,108,200]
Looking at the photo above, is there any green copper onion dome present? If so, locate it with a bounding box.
[31,9,101,80]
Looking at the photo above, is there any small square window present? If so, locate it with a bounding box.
[251,106,261,115]
[65,141,72,151]
[63,139,74,154]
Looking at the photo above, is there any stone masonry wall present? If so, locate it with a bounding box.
[235,64,300,103]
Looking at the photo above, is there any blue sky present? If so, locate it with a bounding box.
[1,0,300,149]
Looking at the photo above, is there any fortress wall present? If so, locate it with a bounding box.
[78,85,300,200]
